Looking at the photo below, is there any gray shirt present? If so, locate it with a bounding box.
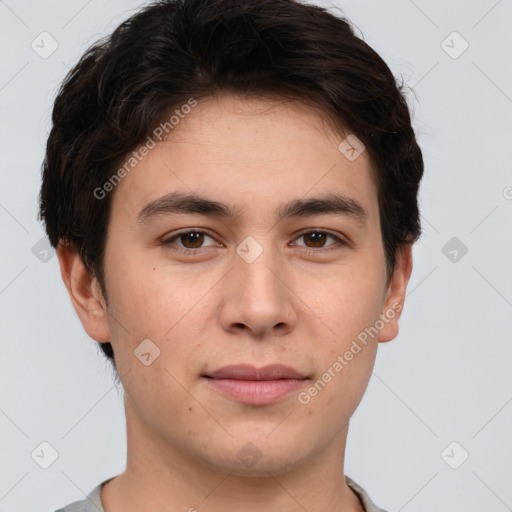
[55,475,387,512]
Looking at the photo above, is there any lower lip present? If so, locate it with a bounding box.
[204,378,307,405]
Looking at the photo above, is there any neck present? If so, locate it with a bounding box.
[101,399,365,512]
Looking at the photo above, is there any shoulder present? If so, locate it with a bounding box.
[54,478,110,512]
[54,499,86,512]
[346,475,388,512]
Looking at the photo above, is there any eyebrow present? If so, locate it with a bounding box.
[136,192,367,225]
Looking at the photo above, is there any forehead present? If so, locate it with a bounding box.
[110,93,379,226]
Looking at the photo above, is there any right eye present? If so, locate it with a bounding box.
[160,230,223,253]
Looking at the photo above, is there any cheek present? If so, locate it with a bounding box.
[104,255,216,371]
[301,276,381,422]
[301,260,385,341]
[301,259,385,392]
[106,254,176,333]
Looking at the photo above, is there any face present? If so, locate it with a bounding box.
[61,93,411,476]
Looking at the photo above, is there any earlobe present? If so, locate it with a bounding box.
[56,243,111,343]
[377,244,413,343]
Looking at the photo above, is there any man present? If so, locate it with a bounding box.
[39,0,424,510]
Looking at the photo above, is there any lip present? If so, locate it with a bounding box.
[205,364,306,380]
[203,364,308,405]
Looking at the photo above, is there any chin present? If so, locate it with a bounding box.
[200,435,312,477]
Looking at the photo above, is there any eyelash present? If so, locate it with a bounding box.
[160,229,348,256]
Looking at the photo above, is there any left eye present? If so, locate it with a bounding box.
[293,231,343,249]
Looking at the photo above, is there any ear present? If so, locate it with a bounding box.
[377,244,413,343]
[56,243,110,343]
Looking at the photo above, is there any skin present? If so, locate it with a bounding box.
[57,93,413,512]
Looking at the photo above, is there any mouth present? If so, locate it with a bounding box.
[202,364,309,405]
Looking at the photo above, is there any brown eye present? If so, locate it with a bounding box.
[161,230,219,252]
[293,230,346,252]
[303,232,328,248]
[179,232,204,248]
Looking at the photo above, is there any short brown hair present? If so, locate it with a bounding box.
[39,0,424,369]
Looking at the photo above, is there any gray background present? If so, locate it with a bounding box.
[1,0,511,510]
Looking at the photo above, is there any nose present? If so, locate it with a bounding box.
[217,243,298,339]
